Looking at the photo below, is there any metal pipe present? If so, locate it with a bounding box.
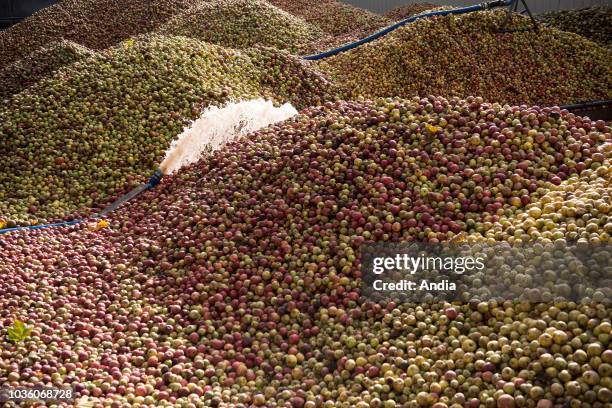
[559,99,612,111]
[97,169,163,217]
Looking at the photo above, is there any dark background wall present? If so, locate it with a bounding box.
[0,0,57,28]
[344,0,611,14]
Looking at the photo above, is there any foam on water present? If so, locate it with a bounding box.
[159,99,297,174]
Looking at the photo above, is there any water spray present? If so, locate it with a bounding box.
[97,99,297,216]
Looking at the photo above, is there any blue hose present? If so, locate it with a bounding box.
[0,219,84,235]
[302,0,511,61]
[0,169,164,235]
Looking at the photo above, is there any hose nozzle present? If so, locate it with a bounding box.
[147,168,164,187]
[98,169,164,217]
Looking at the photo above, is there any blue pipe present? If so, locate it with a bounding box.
[0,169,164,235]
[0,219,83,235]
[302,0,511,61]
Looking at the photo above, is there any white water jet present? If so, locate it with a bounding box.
[159,99,297,174]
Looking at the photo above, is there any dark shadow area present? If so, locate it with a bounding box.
[0,0,58,29]
[569,106,612,121]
